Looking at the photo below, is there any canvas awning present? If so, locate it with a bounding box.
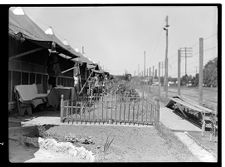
[91,69,104,74]
[87,64,96,69]
[72,53,94,65]
[9,9,79,59]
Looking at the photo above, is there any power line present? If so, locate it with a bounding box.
[192,46,217,56]
[204,46,217,52]
[186,33,217,50]
[204,33,217,40]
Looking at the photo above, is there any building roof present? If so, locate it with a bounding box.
[9,9,79,58]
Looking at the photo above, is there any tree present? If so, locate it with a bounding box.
[203,57,217,87]
[181,74,188,86]
[191,73,199,87]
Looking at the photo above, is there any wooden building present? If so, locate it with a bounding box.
[8,9,80,111]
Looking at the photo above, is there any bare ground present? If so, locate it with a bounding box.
[9,123,200,162]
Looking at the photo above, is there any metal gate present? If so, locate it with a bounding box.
[60,93,160,126]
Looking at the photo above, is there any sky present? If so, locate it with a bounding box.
[12,6,217,77]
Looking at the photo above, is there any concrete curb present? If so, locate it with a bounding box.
[184,131,217,159]
[174,132,216,162]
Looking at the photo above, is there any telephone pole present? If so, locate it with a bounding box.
[153,66,155,79]
[158,62,161,96]
[82,46,85,54]
[199,38,204,105]
[138,64,140,77]
[180,47,192,76]
[178,49,181,95]
[144,51,146,77]
[163,15,169,98]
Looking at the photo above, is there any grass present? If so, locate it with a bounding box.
[103,136,114,153]
[187,131,217,158]
[154,122,200,161]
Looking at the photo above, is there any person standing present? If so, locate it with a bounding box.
[47,42,61,90]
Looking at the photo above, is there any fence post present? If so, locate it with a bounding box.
[60,94,64,122]
[155,98,160,125]
[102,94,104,123]
[201,113,205,136]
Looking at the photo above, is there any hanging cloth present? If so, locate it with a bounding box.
[47,52,61,77]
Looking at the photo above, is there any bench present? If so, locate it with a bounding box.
[14,84,48,115]
[166,96,217,131]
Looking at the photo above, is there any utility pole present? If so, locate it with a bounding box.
[147,68,148,77]
[138,64,140,77]
[153,66,155,79]
[199,38,204,105]
[149,67,151,77]
[82,46,85,54]
[144,51,146,77]
[178,49,181,95]
[180,47,193,76]
[163,15,169,98]
[161,61,164,86]
[149,67,151,85]
[158,62,161,96]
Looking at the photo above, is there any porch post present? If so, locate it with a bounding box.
[60,94,64,122]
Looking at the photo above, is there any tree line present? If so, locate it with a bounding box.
[178,57,218,87]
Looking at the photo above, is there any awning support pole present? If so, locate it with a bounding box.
[9,48,44,61]
[79,70,94,95]
[61,66,76,74]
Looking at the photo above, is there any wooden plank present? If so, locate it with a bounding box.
[128,102,130,123]
[28,72,30,85]
[180,96,214,114]
[137,102,139,122]
[75,101,77,123]
[71,101,74,121]
[102,97,104,123]
[150,104,153,123]
[10,71,13,101]
[80,103,82,123]
[141,100,144,123]
[88,105,91,122]
[124,102,126,123]
[111,99,113,121]
[133,102,135,125]
[60,95,64,122]
[93,100,95,123]
[68,101,71,118]
[84,106,86,124]
[66,101,69,117]
[119,102,121,124]
[145,102,147,122]
[170,97,202,113]
[106,101,108,122]
[115,99,118,123]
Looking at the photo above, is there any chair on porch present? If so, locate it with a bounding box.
[14,84,48,116]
